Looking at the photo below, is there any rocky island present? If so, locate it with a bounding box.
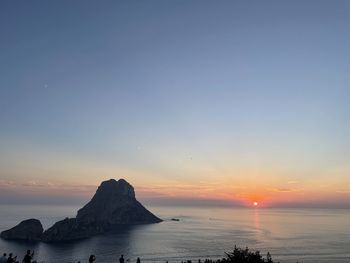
[1,179,162,242]
[0,219,43,241]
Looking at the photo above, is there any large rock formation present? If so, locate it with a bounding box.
[42,179,162,242]
[0,219,43,241]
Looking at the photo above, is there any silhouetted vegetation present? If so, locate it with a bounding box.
[222,246,274,263]
[199,246,277,263]
[1,246,300,263]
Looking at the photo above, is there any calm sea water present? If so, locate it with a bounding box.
[0,205,349,263]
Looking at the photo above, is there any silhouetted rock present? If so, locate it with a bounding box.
[42,179,162,242]
[41,218,98,242]
[0,219,43,241]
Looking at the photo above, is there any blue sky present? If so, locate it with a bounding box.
[0,1,350,207]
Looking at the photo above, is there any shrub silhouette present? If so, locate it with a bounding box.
[220,246,274,263]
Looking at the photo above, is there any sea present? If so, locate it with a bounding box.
[0,205,349,263]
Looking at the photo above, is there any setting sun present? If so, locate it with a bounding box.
[253,202,258,206]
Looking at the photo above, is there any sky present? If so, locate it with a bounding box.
[0,0,350,208]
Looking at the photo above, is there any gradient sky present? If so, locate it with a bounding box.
[1,0,350,207]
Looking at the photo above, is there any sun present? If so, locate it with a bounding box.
[253,202,258,206]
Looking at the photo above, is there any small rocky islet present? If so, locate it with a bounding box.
[0,179,162,242]
[0,218,43,241]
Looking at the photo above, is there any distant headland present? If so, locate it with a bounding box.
[0,179,162,242]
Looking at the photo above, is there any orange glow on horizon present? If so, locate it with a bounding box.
[2,174,350,208]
